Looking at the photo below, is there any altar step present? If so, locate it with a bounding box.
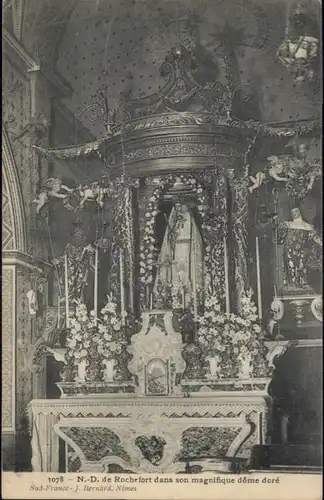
[250,445,323,471]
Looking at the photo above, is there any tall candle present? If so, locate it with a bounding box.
[119,249,125,326]
[57,295,61,329]
[223,236,230,315]
[150,293,153,310]
[94,245,99,325]
[192,249,198,322]
[256,236,262,319]
[64,253,69,329]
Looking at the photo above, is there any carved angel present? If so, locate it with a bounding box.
[267,156,289,182]
[77,181,110,208]
[249,172,266,193]
[248,155,300,194]
[33,178,74,213]
[267,298,285,338]
[45,347,67,365]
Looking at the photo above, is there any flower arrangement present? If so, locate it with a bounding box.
[66,301,96,365]
[64,296,127,382]
[94,295,126,361]
[197,290,271,379]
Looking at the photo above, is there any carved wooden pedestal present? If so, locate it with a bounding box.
[28,392,271,473]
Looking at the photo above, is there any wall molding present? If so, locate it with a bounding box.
[2,129,28,253]
[2,265,16,432]
[3,29,72,98]
[2,250,52,274]
[291,339,323,349]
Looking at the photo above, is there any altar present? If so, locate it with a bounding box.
[28,393,270,473]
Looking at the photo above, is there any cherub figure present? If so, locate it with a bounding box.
[45,346,67,365]
[33,178,74,213]
[249,171,266,193]
[77,180,110,208]
[267,298,285,339]
[267,156,289,182]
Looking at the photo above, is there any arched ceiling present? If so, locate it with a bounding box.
[13,0,323,138]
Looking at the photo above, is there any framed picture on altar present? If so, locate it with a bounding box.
[145,359,169,396]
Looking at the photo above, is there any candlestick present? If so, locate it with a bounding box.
[57,295,61,330]
[182,286,185,310]
[94,245,99,325]
[223,236,230,315]
[192,250,198,322]
[255,236,262,319]
[119,249,125,326]
[64,253,69,329]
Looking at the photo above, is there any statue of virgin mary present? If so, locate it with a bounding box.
[153,202,204,310]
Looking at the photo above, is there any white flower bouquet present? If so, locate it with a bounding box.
[64,295,126,380]
[197,290,270,379]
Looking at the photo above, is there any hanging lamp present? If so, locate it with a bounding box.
[277,1,320,84]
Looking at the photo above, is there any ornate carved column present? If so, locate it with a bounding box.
[137,178,158,310]
[228,169,250,314]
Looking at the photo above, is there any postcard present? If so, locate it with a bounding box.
[2,0,322,499]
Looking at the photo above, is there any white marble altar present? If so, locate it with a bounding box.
[28,392,270,473]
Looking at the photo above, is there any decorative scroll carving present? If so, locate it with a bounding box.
[265,341,291,369]
[125,143,215,162]
[123,112,212,132]
[135,436,166,465]
[179,427,240,460]
[63,427,130,463]
[311,296,322,323]
[30,339,48,373]
[291,299,309,327]
[67,446,82,473]
[118,46,227,122]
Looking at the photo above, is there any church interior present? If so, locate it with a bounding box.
[2,0,322,473]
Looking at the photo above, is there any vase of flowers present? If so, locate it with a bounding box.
[65,301,96,383]
[237,346,253,379]
[102,358,116,382]
[206,353,221,379]
[197,290,271,380]
[94,294,125,381]
[76,359,87,382]
[64,296,126,384]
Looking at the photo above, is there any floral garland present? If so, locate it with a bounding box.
[139,173,209,302]
[64,296,127,382]
[283,157,321,201]
[110,176,139,247]
[197,290,271,379]
[199,171,228,305]
[228,118,321,138]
